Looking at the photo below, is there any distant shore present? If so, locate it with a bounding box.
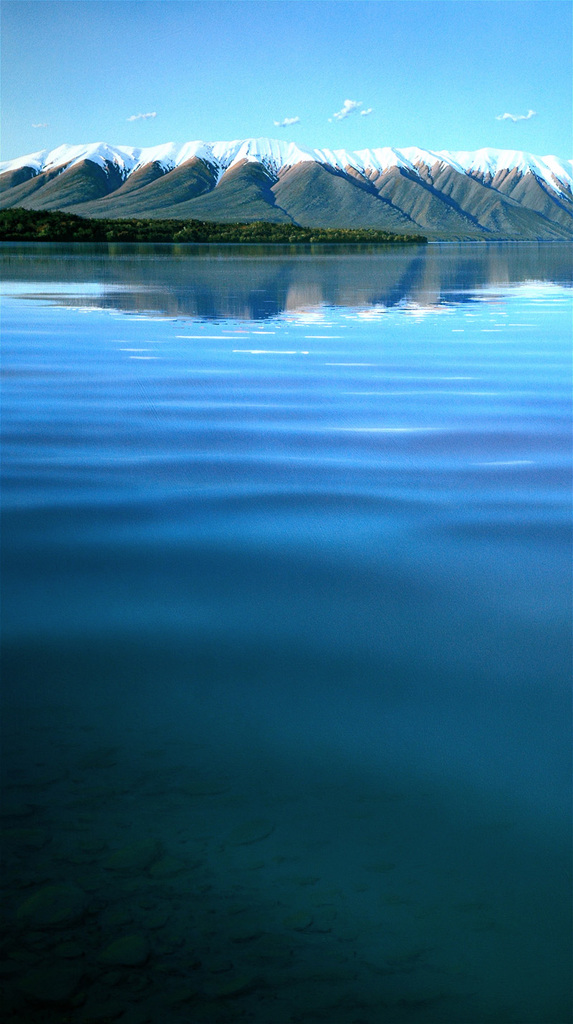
[0,209,427,245]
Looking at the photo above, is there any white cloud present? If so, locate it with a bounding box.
[331,99,363,121]
[495,109,536,122]
[273,116,300,128]
[126,111,157,122]
[360,108,373,117]
[31,122,49,128]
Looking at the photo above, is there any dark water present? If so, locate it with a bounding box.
[1,242,571,1023]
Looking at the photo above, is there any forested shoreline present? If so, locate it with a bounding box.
[0,208,427,244]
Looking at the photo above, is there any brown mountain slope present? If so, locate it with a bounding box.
[73,158,218,218]
[0,152,571,238]
[369,166,486,237]
[421,164,522,223]
[371,165,571,239]
[0,166,39,193]
[0,165,72,208]
[490,169,573,229]
[5,160,124,211]
[272,163,419,233]
[148,160,295,223]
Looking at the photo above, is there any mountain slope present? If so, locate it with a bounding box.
[272,162,418,232]
[373,163,569,239]
[72,157,218,218]
[489,168,573,228]
[160,159,295,223]
[1,139,571,239]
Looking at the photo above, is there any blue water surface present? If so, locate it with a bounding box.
[1,242,571,1023]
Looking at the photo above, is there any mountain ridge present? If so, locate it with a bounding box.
[2,139,572,190]
[1,138,571,240]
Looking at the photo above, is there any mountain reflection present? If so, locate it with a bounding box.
[1,241,571,319]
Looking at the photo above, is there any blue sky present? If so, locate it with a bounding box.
[2,0,571,160]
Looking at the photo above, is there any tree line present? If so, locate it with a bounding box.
[0,208,427,244]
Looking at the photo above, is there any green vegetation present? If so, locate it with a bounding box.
[0,207,427,244]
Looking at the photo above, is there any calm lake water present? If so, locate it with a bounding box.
[1,242,571,1023]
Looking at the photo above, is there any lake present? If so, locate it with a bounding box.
[1,241,571,1023]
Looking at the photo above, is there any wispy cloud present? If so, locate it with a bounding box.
[360,108,373,117]
[31,122,49,128]
[330,99,363,122]
[495,109,536,122]
[273,116,300,128]
[126,111,157,122]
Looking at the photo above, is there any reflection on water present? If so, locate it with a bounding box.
[2,240,572,319]
[1,242,571,1024]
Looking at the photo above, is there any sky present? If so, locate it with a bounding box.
[1,0,572,161]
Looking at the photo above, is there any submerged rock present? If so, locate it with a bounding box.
[204,972,258,999]
[104,838,161,874]
[178,778,229,797]
[148,854,188,879]
[100,906,134,929]
[76,746,120,770]
[16,883,87,928]
[53,940,85,959]
[18,962,84,1003]
[98,934,150,966]
[227,819,275,845]
[2,827,49,849]
[76,985,127,1022]
[283,911,313,931]
[144,907,171,929]
[166,982,202,1006]
[0,797,37,819]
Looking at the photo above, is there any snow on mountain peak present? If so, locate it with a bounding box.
[444,148,573,193]
[1,139,571,195]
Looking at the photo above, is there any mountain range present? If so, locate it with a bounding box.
[1,138,572,240]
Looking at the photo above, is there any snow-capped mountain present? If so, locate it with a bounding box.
[1,138,571,239]
[2,139,572,191]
